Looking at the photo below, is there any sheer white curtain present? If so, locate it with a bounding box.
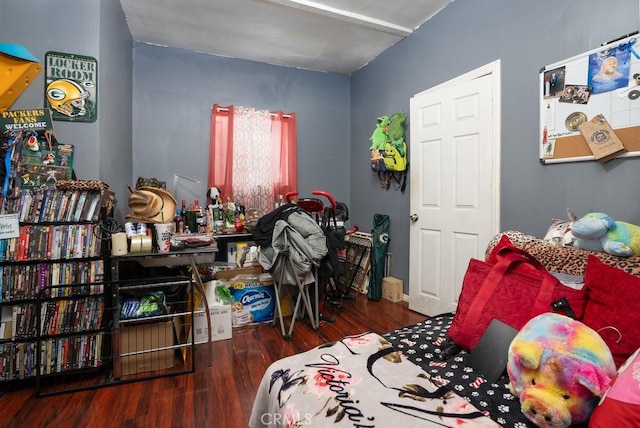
[209,104,298,216]
[232,107,275,215]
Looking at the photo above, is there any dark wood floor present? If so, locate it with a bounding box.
[0,295,425,428]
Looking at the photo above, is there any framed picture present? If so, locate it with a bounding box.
[44,51,97,123]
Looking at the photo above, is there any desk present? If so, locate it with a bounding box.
[110,246,217,379]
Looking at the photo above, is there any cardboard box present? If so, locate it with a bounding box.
[382,277,404,303]
[213,266,263,281]
[279,293,294,317]
[120,321,174,376]
[193,304,232,343]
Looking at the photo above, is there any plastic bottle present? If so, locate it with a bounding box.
[227,246,235,264]
[205,207,213,233]
[195,199,206,233]
[175,209,184,234]
[186,203,196,233]
[243,245,260,267]
[275,194,284,209]
[179,199,189,233]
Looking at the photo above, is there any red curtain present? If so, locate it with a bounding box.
[270,111,297,198]
[208,104,234,199]
[208,104,297,213]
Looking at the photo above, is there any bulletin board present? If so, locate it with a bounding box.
[539,32,640,163]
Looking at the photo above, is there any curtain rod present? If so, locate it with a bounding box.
[215,106,292,119]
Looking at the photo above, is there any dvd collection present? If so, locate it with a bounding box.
[0,224,102,263]
[0,333,104,380]
[0,188,107,382]
[4,188,103,223]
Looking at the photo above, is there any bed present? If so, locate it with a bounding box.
[249,330,500,427]
[250,231,640,427]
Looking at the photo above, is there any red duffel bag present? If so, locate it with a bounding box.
[448,239,587,351]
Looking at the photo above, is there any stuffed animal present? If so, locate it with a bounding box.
[386,110,407,159]
[206,186,222,208]
[571,212,640,257]
[507,313,616,428]
[369,115,390,159]
[542,209,578,246]
[387,111,406,144]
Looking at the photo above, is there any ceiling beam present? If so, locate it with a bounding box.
[262,0,413,37]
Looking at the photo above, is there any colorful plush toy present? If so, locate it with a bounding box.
[571,212,640,257]
[542,209,578,246]
[507,313,616,428]
[387,111,406,144]
[369,115,390,159]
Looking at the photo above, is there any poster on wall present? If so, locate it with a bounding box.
[539,32,640,163]
[0,109,74,191]
[44,51,97,123]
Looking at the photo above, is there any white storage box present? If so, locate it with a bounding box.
[193,304,232,343]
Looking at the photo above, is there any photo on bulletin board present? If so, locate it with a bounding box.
[558,85,591,104]
[542,66,566,99]
[588,45,631,95]
[539,32,640,163]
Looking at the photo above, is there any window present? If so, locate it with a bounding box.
[208,104,297,215]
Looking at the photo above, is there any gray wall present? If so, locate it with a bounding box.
[350,0,640,290]
[98,0,133,220]
[131,44,350,209]
[3,0,639,296]
[0,0,132,219]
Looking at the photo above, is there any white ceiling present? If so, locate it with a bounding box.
[120,0,453,75]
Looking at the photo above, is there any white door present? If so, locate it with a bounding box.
[408,61,501,316]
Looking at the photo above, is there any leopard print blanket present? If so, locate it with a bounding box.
[486,230,640,277]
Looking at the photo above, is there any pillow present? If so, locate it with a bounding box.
[589,347,640,427]
[486,230,640,277]
[583,255,640,368]
[486,232,590,276]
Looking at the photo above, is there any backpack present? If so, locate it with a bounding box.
[382,141,407,172]
[369,111,408,192]
[379,140,408,192]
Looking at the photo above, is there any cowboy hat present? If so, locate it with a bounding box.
[125,186,177,224]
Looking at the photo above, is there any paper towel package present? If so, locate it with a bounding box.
[228,274,275,327]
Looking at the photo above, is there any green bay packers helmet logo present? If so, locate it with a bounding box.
[378,232,389,244]
[46,79,90,117]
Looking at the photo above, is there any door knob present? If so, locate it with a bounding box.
[409,214,418,222]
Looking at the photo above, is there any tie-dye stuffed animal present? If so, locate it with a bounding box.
[507,313,616,428]
[571,212,640,257]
